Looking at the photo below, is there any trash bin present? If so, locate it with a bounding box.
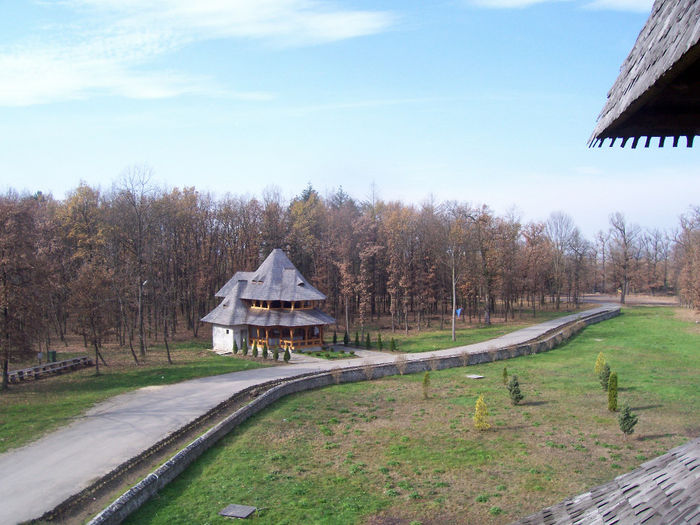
[49,350,57,362]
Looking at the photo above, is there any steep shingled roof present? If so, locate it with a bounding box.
[202,248,334,327]
[590,0,700,148]
[515,436,700,524]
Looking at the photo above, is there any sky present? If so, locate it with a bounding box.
[0,0,698,238]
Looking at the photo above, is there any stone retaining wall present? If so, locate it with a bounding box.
[89,307,619,525]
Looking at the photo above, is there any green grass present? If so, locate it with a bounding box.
[0,343,268,453]
[126,307,699,524]
[389,308,583,353]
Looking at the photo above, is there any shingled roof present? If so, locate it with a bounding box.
[590,0,700,148]
[514,436,700,524]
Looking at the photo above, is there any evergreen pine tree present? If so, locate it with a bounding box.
[473,395,491,431]
[377,333,383,350]
[273,347,279,361]
[365,333,371,349]
[594,352,606,376]
[242,339,248,356]
[607,372,618,412]
[343,331,350,346]
[618,405,638,436]
[283,347,291,362]
[507,375,524,405]
[355,332,360,347]
[333,331,337,344]
[422,371,430,399]
[502,366,508,385]
[599,363,611,391]
[233,339,238,355]
[252,341,258,358]
[390,338,397,351]
[262,343,268,360]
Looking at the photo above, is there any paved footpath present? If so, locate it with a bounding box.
[0,305,618,524]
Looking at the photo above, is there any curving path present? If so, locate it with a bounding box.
[0,305,618,525]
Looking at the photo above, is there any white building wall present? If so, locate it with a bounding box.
[212,324,246,352]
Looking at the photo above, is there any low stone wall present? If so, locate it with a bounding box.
[89,306,619,525]
[9,356,92,383]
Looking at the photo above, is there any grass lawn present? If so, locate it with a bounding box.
[360,308,589,353]
[0,340,268,454]
[125,307,699,524]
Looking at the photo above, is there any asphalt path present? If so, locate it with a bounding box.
[0,305,618,524]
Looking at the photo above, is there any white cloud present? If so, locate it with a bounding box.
[0,0,394,106]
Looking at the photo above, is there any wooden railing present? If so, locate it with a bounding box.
[249,337,323,351]
[8,356,93,384]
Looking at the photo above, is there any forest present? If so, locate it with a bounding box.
[1,168,699,387]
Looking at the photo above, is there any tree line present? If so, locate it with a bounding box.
[1,170,698,387]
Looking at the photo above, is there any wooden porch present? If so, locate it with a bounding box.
[248,325,325,351]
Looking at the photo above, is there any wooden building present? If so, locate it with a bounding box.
[590,0,700,148]
[202,249,334,352]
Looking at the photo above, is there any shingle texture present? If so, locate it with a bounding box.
[202,249,334,327]
[590,0,700,147]
[514,436,700,525]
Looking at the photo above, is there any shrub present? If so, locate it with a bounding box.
[233,339,238,355]
[390,338,397,351]
[607,372,618,412]
[422,372,430,400]
[507,375,524,405]
[355,332,360,347]
[343,331,350,346]
[365,333,371,349]
[252,341,258,358]
[599,363,611,391]
[377,332,383,350]
[273,347,279,361]
[594,351,606,376]
[283,347,291,362]
[473,395,491,431]
[333,331,337,344]
[262,343,268,360]
[242,339,248,356]
[502,366,508,385]
[619,405,638,436]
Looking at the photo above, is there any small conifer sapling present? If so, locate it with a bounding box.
[422,371,430,400]
[252,341,258,358]
[233,339,238,355]
[390,338,397,351]
[355,332,360,347]
[283,347,291,362]
[365,333,371,349]
[242,339,248,356]
[607,372,618,412]
[594,352,606,376]
[262,343,268,360]
[502,367,508,385]
[618,405,638,436]
[377,333,383,350]
[273,347,279,361]
[473,395,491,431]
[507,375,524,405]
[333,331,337,344]
[343,331,350,346]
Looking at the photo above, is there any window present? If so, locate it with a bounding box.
[226,329,230,334]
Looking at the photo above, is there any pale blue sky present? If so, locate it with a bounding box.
[1,0,698,236]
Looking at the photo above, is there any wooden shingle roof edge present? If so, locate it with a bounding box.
[512,436,700,525]
[589,0,700,148]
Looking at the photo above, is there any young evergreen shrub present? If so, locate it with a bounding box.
[365,333,371,349]
[473,395,491,431]
[242,339,248,356]
[607,372,618,412]
[355,332,360,347]
[273,347,279,361]
[422,371,430,400]
[594,352,606,376]
[283,347,291,362]
[262,343,268,360]
[343,331,350,346]
[390,338,397,351]
[599,363,611,391]
[252,341,258,358]
[333,331,337,344]
[507,375,524,405]
[502,367,508,385]
[233,339,238,355]
[618,405,638,436]
[377,333,383,350]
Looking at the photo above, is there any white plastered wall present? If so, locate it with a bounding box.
[212,324,246,352]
